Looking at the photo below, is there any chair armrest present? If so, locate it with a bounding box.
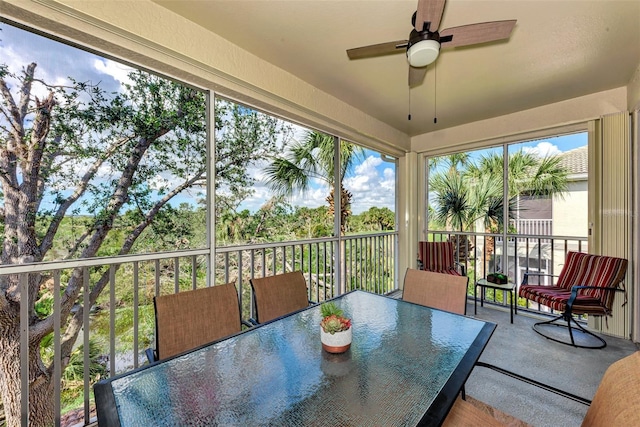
[145,348,157,364]
[567,285,624,312]
[521,272,558,285]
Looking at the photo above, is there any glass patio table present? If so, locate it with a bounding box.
[95,290,496,426]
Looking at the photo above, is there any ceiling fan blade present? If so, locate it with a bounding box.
[408,66,428,88]
[347,40,408,60]
[440,20,517,49]
[415,0,446,32]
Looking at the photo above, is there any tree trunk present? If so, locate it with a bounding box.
[0,324,54,427]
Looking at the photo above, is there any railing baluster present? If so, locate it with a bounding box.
[155,260,161,297]
[133,262,140,369]
[20,274,29,426]
[174,257,180,293]
[192,256,197,290]
[53,271,61,427]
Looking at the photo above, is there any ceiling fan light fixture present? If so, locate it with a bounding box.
[407,39,440,67]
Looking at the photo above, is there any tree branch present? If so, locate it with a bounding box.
[51,168,206,374]
[38,137,132,256]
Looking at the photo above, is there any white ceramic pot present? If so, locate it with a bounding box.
[320,326,352,354]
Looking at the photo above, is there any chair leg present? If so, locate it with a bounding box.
[532,312,607,349]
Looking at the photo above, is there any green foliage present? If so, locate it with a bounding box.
[35,295,53,318]
[91,304,155,352]
[429,149,569,233]
[214,100,292,213]
[40,336,107,410]
[263,132,364,235]
[358,206,395,231]
[320,301,343,318]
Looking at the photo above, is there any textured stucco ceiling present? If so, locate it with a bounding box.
[153,0,640,137]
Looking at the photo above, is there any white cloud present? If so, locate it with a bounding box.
[289,186,328,209]
[93,59,134,90]
[523,141,562,157]
[238,153,396,215]
[344,155,395,214]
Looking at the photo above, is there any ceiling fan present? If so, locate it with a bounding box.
[346,0,517,87]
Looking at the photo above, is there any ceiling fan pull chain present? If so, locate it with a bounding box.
[408,88,412,121]
[434,63,438,124]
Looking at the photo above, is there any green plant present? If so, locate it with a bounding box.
[320,302,351,334]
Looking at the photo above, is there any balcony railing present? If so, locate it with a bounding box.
[4,228,586,426]
[1,231,397,426]
[508,218,553,238]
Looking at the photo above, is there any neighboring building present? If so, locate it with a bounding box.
[553,146,589,238]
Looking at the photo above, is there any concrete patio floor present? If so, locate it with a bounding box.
[465,302,639,427]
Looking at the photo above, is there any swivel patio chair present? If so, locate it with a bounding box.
[146,282,243,362]
[417,241,466,276]
[518,251,628,349]
[402,268,468,315]
[249,270,313,324]
[443,351,640,427]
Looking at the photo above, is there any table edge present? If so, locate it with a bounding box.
[417,320,497,426]
[477,278,516,290]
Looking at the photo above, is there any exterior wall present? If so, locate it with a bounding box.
[553,180,589,238]
[3,0,409,157]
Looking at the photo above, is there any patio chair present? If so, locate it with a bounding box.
[402,268,468,315]
[443,351,640,427]
[146,282,243,362]
[417,241,466,276]
[249,270,313,324]
[518,251,628,349]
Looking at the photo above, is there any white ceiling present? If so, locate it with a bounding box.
[153,0,640,137]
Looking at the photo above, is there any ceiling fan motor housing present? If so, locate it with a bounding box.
[407,30,441,67]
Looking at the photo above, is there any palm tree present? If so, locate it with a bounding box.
[466,150,569,199]
[264,131,363,235]
[429,149,569,257]
[431,169,472,232]
[431,149,568,232]
[429,152,470,174]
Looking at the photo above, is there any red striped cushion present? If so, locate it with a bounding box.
[418,242,458,274]
[556,252,627,304]
[519,285,571,312]
[519,284,606,314]
[519,251,627,314]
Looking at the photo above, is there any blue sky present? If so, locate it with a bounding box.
[518,133,587,155]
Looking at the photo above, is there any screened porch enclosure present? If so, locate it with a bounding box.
[0,3,637,426]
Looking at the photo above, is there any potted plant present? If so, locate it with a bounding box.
[320,302,352,354]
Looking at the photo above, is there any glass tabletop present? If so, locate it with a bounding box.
[97,290,495,426]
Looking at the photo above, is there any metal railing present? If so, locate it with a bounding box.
[2,231,397,426]
[508,218,553,238]
[10,227,590,426]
